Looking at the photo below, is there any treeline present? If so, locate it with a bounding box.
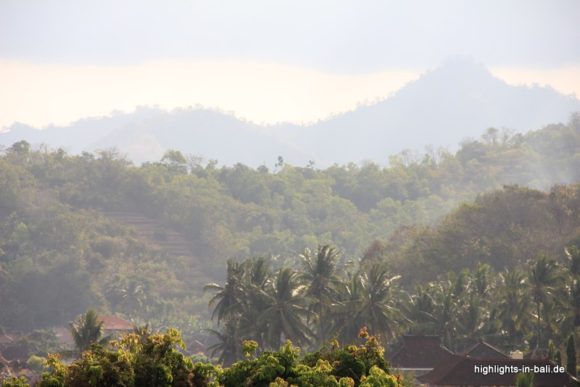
[3,117,579,266]
[205,244,580,365]
[0,117,578,334]
[1,326,402,387]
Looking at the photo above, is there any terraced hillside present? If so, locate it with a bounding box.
[101,210,211,290]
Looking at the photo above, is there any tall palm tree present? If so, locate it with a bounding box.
[356,263,403,342]
[570,280,580,328]
[70,309,109,353]
[565,246,580,327]
[237,257,272,345]
[257,268,313,349]
[299,245,343,346]
[332,273,365,344]
[455,265,496,345]
[473,263,493,298]
[205,257,273,358]
[244,256,271,289]
[528,256,561,348]
[565,246,580,277]
[496,269,530,347]
[432,279,459,349]
[204,260,246,324]
[402,285,438,335]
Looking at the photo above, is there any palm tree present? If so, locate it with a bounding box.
[565,246,580,277]
[455,265,495,345]
[496,269,530,347]
[432,279,459,349]
[570,280,580,328]
[120,280,148,315]
[356,263,404,342]
[565,246,580,327]
[206,320,242,366]
[299,245,343,346]
[528,256,561,348]
[244,256,271,289]
[237,257,272,345]
[473,263,493,298]
[332,273,365,343]
[69,309,109,353]
[456,294,485,345]
[257,268,313,349]
[204,260,246,324]
[402,285,438,335]
[205,257,274,354]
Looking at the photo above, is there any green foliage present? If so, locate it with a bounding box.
[39,354,69,387]
[35,328,197,387]
[69,310,109,353]
[64,345,134,387]
[27,355,46,372]
[301,332,390,385]
[359,366,399,387]
[123,328,193,387]
[515,372,534,387]
[242,340,259,358]
[1,118,580,367]
[30,329,400,386]
[1,377,29,387]
[205,234,580,360]
[567,334,577,377]
[219,337,399,387]
[384,184,580,284]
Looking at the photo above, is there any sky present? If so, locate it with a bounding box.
[1,0,579,129]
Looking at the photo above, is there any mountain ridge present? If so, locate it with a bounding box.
[2,59,579,166]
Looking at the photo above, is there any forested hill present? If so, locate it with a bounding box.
[372,184,580,284]
[2,59,579,166]
[0,117,579,331]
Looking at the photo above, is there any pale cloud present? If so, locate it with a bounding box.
[0,60,418,129]
[490,67,580,98]
[1,60,579,131]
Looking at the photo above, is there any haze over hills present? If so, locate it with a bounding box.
[1,59,578,166]
[286,59,580,164]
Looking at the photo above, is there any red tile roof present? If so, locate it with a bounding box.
[388,335,454,369]
[460,340,510,359]
[418,354,578,386]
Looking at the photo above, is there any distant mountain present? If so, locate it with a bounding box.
[283,58,580,165]
[1,108,311,165]
[88,108,310,165]
[1,58,578,166]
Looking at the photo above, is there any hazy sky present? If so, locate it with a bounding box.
[1,0,579,129]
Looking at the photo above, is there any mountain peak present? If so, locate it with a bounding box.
[416,57,497,89]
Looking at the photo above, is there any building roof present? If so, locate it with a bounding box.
[98,315,134,331]
[460,339,510,359]
[418,354,579,386]
[388,335,454,369]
